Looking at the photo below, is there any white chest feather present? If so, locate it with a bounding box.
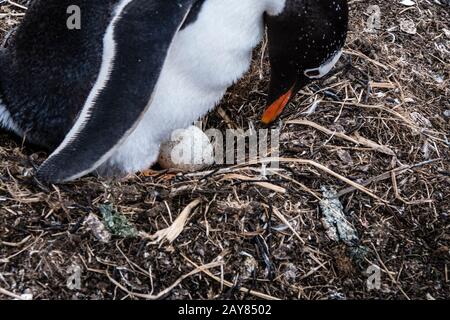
[106,0,286,173]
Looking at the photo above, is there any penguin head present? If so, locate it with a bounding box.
[261,0,349,124]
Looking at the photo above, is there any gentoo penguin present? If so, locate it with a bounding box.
[0,0,348,183]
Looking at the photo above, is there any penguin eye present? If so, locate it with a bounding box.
[304,69,321,78]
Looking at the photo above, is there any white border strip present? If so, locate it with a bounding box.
[0,102,22,135]
[45,0,134,181]
[43,0,195,182]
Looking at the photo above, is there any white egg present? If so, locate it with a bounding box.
[158,125,215,171]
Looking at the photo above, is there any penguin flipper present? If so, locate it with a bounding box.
[37,0,195,183]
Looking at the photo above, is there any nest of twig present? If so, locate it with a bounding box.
[0,0,449,300]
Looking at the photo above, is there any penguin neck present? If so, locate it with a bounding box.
[194,0,287,47]
[264,0,287,16]
[182,0,286,31]
[197,0,286,22]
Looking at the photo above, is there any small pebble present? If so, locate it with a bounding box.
[443,110,450,118]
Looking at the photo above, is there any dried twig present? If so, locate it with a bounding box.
[142,199,201,244]
[107,260,222,300]
[182,255,281,300]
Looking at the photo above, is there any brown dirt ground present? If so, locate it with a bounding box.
[0,0,449,300]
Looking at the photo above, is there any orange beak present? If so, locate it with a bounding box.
[261,87,294,125]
